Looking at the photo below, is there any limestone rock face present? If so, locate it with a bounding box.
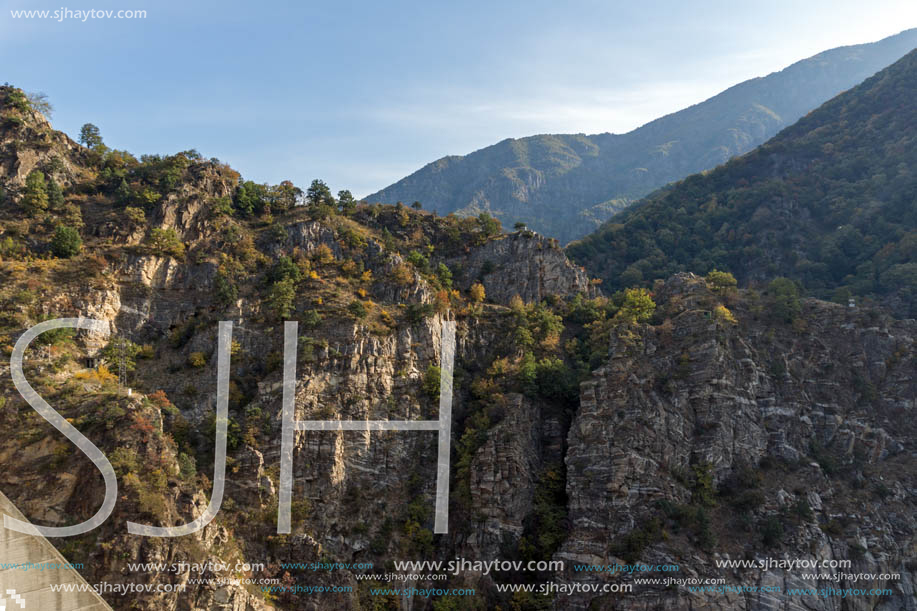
[452,231,594,305]
[5,264,915,611]
[0,102,87,190]
[466,394,543,557]
[468,394,541,555]
[0,193,602,609]
[557,274,917,610]
[150,164,237,242]
[277,221,341,258]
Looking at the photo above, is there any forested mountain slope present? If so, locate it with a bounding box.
[568,48,917,317]
[369,29,917,243]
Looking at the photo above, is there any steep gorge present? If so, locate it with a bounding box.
[0,85,914,611]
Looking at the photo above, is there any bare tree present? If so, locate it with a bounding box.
[26,91,53,118]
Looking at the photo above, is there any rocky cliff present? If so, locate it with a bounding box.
[0,85,914,611]
[558,274,916,610]
[448,231,594,305]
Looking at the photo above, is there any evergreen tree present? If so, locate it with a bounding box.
[767,278,801,323]
[337,189,356,215]
[47,178,64,209]
[79,123,104,149]
[268,277,296,320]
[477,212,501,237]
[22,170,49,213]
[50,224,82,258]
[306,179,335,219]
[114,178,133,206]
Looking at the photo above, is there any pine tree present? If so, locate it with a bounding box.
[50,224,82,258]
[79,123,103,149]
[337,189,356,215]
[306,179,335,219]
[47,178,64,209]
[21,170,49,213]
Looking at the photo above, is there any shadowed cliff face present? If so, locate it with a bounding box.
[557,274,916,610]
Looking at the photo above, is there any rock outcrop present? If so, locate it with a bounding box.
[558,274,916,609]
[452,231,594,305]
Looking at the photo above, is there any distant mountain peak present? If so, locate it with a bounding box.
[368,28,917,244]
[568,47,917,317]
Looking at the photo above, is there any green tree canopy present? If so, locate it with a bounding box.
[767,277,801,323]
[50,224,82,258]
[268,277,296,320]
[22,170,49,213]
[47,178,64,209]
[147,227,185,259]
[616,288,656,324]
[307,179,335,219]
[79,123,104,149]
[270,180,301,212]
[477,212,501,237]
[337,189,357,215]
[234,180,270,216]
[706,269,738,292]
[269,256,302,284]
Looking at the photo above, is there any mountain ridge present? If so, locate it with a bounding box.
[567,46,917,317]
[368,28,917,243]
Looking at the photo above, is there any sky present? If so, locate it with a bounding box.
[1,0,916,197]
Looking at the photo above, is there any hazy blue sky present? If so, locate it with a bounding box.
[2,0,915,196]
